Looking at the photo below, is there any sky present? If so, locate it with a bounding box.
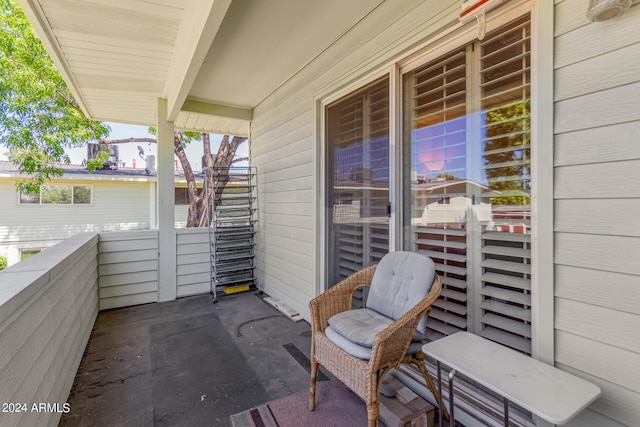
[1,122,249,171]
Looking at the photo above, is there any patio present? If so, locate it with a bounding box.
[4,1,639,426]
[58,292,315,427]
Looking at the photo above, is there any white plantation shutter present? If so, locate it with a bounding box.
[327,77,390,304]
[416,226,469,340]
[405,47,469,340]
[478,16,532,353]
[404,15,532,353]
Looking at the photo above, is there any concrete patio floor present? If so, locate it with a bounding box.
[59,292,321,427]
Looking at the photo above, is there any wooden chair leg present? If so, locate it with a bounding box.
[367,402,379,427]
[309,361,319,411]
[409,354,450,421]
[367,367,389,427]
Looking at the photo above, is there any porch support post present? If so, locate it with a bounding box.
[156,98,177,302]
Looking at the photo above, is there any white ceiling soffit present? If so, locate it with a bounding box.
[19,0,190,127]
[186,0,384,110]
[175,100,251,137]
[19,0,383,134]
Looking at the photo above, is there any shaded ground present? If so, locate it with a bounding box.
[59,292,321,427]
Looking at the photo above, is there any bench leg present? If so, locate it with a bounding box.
[448,369,456,427]
[504,397,509,427]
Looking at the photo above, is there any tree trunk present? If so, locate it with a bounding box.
[200,133,215,227]
[174,133,203,228]
[107,132,246,228]
[212,135,247,207]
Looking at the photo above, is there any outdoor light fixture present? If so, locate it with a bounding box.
[586,0,632,21]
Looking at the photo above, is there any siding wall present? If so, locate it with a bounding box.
[98,230,159,310]
[553,1,640,425]
[0,178,151,266]
[176,228,211,297]
[97,228,211,310]
[0,233,99,427]
[251,0,639,424]
[251,0,460,317]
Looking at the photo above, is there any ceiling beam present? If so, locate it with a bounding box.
[181,100,252,121]
[165,0,232,121]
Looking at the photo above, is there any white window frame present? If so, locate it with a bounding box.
[315,0,553,364]
[315,67,396,298]
[18,184,94,206]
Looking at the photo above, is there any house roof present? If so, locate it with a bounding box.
[0,160,200,183]
[17,0,383,136]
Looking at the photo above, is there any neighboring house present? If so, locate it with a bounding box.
[0,161,196,266]
[13,1,640,426]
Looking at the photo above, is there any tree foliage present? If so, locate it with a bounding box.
[483,99,531,206]
[2,0,247,227]
[0,0,109,193]
[85,150,110,171]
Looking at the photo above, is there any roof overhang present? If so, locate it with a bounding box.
[18,0,384,137]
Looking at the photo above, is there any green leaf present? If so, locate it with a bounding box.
[0,0,109,186]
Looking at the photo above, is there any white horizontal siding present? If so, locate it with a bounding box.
[0,179,151,244]
[555,265,640,315]
[555,121,640,166]
[175,205,188,228]
[554,2,640,425]
[0,233,99,427]
[558,362,639,427]
[176,228,210,297]
[251,0,460,318]
[97,230,158,310]
[555,199,640,237]
[554,2,640,69]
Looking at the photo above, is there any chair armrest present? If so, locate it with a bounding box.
[309,264,377,333]
[369,305,427,370]
[369,273,442,370]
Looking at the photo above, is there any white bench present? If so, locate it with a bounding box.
[422,332,601,426]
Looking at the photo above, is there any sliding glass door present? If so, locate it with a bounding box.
[403,16,532,353]
[325,77,390,305]
[322,15,533,353]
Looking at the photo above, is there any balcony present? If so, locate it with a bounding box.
[0,230,593,427]
[0,230,318,427]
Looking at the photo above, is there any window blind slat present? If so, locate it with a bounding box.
[481,313,531,338]
[480,327,531,354]
[481,245,531,258]
[481,286,531,306]
[433,298,468,316]
[482,259,531,275]
[481,272,531,291]
[481,300,531,322]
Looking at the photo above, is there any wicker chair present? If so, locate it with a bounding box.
[309,251,446,427]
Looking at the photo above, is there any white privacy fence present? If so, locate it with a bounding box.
[0,233,100,427]
[0,227,212,426]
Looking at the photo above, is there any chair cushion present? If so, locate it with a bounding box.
[366,251,435,334]
[325,326,425,360]
[328,308,393,347]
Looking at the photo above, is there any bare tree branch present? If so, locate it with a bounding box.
[100,137,157,144]
[230,157,248,165]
